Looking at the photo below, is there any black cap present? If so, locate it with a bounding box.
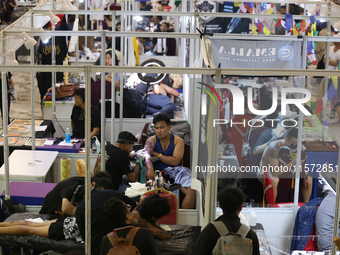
[117,131,138,144]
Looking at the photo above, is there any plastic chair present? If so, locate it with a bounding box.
[140,188,179,224]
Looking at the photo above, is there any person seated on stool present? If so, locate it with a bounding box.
[143,113,196,209]
[105,131,140,192]
[259,127,312,203]
[71,88,101,140]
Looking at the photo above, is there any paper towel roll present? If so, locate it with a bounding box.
[75,159,86,177]
[61,157,71,180]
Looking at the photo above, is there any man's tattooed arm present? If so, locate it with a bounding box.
[144,138,156,180]
[268,143,279,159]
[136,218,171,240]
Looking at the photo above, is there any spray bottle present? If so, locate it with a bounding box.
[94,136,100,152]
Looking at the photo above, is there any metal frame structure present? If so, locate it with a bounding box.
[1,0,340,254]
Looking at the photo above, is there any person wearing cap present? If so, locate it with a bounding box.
[105,131,139,192]
[259,127,312,203]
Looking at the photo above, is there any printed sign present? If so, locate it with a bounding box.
[210,39,302,69]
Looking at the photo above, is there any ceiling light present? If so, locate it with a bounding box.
[334,21,340,32]
[13,26,51,44]
[0,50,18,65]
[0,31,37,50]
[20,32,37,50]
[48,11,61,25]
[61,0,71,10]
[67,0,77,10]
[320,8,328,17]
[38,27,51,43]
[7,50,18,65]
[307,6,317,16]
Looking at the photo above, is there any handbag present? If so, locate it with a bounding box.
[316,55,325,70]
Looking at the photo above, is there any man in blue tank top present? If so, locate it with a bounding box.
[144,113,196,209]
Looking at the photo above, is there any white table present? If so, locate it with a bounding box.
[0,150,58,186]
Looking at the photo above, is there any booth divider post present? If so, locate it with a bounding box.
[2,70,9,199]
[51,20,56,137]
[322,3,331,140]
[110,15,116,144]
[85,65,92,255]
[180,0,187,69]
[100,31,106,171]
[189,14,196,81]
[84,0,87,48]
[30,14,36,150]
[331,144,340,255]
[75,0,79,18]
[127,0,131,30]
[293,35,308,218]
[120,0,125,133]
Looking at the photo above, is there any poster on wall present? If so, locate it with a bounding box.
[210,39,302,69]
[196,1,223,33]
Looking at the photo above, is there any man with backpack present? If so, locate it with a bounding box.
[191,186,260,255]
[100,197,159,255]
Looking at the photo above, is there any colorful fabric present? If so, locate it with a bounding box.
[285,13,294,31]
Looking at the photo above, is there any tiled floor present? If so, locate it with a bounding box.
[9,71,42,120]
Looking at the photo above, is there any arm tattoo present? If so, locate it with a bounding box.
[145,139,155,153]
[152,230,171,240]
[137,218,171,240]
[268,143,279,159]
[137,218,149,228]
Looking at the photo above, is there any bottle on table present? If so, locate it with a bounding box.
[322,116,330,138]
[95,136,100,152]
[65,127,71,143]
